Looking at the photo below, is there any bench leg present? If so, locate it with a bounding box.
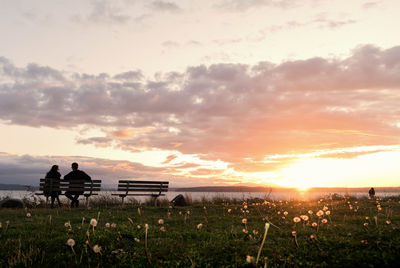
[45,196,49,208]
[121,197,125,207]
[154,197,158,207]
[86,196,90,208]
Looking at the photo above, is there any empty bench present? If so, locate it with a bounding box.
[36,178,102,208]
[112,180,169,206]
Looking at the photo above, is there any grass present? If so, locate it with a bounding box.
[1,195,400,267]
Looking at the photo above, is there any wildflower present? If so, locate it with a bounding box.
[92,245,101,253]
[316,210,324,217]
[284,211,288,216]
[134,238,140,242]
[310,234,315,239]
[308,210,313,215]
[66,238,75,247]
[365,216,369,220]
[325,211,331,215]
[197,223,203,230]
[246,210,250,214]
[160,226,166,232]
[105,223,110,228]
[246,255,255,264]
[242,218,247,224]
[363,222,368,227]
[111,223,116,228]
[321,219,328,224]
[277,211,281,215]
[158,219,164,225]
[293,217,301,223]
[386,220,391,225]
[227,208,232,213]
[300,215,309,221]
[323,206,328,211]
[137,224,141,229]
[291,231,297,237]
[186,210,191,215]
[90,218,98,227]
[242,228,248,233]
[26,213,31,218]
[312,222,318,227]
[244,205,248,209]
[64,222,71,228]
[179,211,182,215]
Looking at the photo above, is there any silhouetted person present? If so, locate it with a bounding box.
[369,187,375,199]
[64,162,91,208]
[45,165,62,208]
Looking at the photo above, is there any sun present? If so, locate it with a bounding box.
[277,158,337,190]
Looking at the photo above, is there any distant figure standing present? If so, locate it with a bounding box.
[369,187,375,199]
[64,162,91,208]
[44,165,62,208]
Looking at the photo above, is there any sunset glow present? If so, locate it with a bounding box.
[1,0,400,188]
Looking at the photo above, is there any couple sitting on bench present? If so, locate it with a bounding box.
[45,162,91,208]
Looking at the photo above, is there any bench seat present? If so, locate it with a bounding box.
[111,180,169,206]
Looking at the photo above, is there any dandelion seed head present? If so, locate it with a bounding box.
[246,255,255,263]
[300,215,309,221]
[227,208,232,213]
[308,210,313,215]
[321,218,328,224]
[158,219,164,225]
[92,245,101,253]
[284,211,288,216]
[197,223,203,230]
[90,218,97,227]
[111,223,117,228]
[160,226,166,232]
[316,210,324,217]
[26,213,31,218]
[66,238,75,247]
[312,222,318,227]
[291,231,296,236]
[134,238,140,242]
[386,220,391,225]
[293,217,301,223]
[363,222,368,227]
[242,218,247,224]
[325,211,331,215]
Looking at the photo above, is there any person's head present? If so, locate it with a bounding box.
[49,165,59,173]
[71,162,79,170]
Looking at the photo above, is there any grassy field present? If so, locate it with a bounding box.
[1,195,400,267]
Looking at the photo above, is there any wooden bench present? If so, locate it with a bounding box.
[36,178,102,208]
[112,180,169,206]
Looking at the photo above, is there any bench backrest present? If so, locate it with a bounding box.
[117,180,169,195]
[39,179,102,194]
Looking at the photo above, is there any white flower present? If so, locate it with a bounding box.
[283,211,288,216]
[316,210,324,217]
[111,223,117,228]
[197,223,203,230]
[227,209,232,213]
[26,213,31,218]
[242,218,247,224]
[105,223,110,228]
[291,231,297,236]
[90,218,98,227]
[323,206,328,211]
[243,205,248,209]
[66,238,75,247]
[321,218,328,224]
[363,222,368,227]
[308,210,313,215]
[92,245,101,253]
[134,238,140,242]
[137,224,141,230]
[325,211,331,215]
[293,217,301,223]
[158,219,164,225]
[312,222,318,227]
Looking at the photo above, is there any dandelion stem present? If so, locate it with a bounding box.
[145,225,151,264]
[256,223,270,267]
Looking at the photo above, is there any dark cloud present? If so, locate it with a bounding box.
[149,1,181,12]
[1,45,400,171]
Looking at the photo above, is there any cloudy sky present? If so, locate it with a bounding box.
[1,0,400,189]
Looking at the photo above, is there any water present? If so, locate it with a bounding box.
[1,189,400,203]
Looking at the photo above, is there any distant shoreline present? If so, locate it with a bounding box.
[1,183,400,193]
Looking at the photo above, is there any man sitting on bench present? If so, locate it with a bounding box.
[64,162,92,208]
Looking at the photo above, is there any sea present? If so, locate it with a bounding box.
[1,189,400,203]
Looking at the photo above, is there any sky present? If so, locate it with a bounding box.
[1,0,400,189]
